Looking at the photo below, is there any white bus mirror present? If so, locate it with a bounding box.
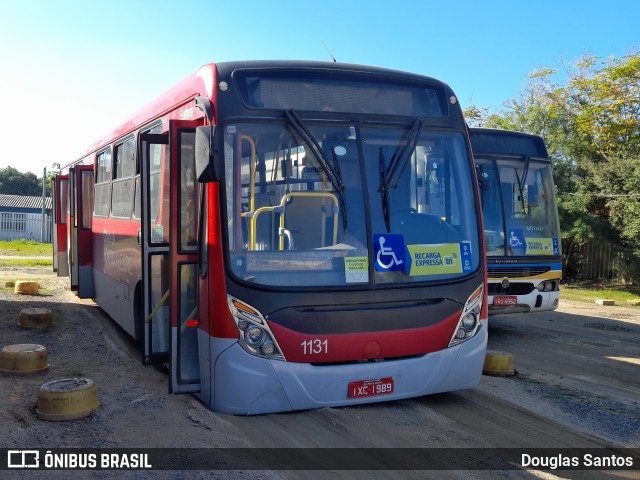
[195,125,218,183]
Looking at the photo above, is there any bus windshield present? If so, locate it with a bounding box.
[223,121,479,287]
[477,157,560,257]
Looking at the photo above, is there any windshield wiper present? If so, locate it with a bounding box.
[519,155,531,191]
[514,168,528,215]
[379,147,391,233]
[283,109,348,233]
[378,118,423,232]
[476,165,490,191]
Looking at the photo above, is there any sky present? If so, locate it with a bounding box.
[0,0,638,177]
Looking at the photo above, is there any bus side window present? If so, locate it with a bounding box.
[112,137,136,219]
[180,131,199,251]
[94,149,112,217]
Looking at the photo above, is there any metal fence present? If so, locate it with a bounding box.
[0,212,52,243]
[570,241,625,281]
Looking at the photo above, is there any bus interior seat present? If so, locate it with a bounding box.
[283,194,337,250]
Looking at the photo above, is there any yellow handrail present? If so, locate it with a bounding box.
[278,192,339,250]
[145,290,169,324]
[241,135,257,213]
[248,191,339,251]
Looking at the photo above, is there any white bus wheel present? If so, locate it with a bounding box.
[0,344,48,374]
[35,378,99,421]
[18,308,53,329]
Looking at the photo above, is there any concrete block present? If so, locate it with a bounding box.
[595,299,615,306]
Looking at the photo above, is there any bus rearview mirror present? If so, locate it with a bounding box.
[195,125,218,183]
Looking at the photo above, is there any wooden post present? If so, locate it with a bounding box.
[41,167,46,242]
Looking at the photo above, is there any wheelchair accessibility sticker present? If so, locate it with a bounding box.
[508,229,526,254]
[374,234,406,272]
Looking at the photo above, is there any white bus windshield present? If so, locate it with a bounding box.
[477,158,561,257]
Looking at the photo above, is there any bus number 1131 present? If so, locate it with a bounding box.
[301,339,328,355]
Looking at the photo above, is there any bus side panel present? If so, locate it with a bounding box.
[197,185,212,404]
[91,216,141,337]
[199,183,235,405]
[208,183,237,339]
[92,269,135,336]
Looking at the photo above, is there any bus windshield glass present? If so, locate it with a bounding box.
[223,121,479,287]
[477,157,560,257]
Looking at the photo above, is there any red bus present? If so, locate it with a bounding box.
[54,61,488,414]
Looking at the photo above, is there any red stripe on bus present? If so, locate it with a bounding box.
[268,310,461,363]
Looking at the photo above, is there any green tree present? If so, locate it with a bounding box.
[0,166,42,196]
[468,50,640,281]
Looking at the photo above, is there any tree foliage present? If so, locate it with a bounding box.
[0,167,42,196]
[466,50,640,281]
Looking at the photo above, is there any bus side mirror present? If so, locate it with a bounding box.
[195,125,219,183]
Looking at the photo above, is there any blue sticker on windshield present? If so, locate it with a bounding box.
[374,234,406,272]
[460,241,473,273]
[552,238,559,255]
[508,229,526,255]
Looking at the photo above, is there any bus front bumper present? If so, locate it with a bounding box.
[212,325,487,415]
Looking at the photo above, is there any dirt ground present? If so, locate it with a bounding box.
[0,266,639,479]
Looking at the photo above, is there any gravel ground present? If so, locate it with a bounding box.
[0,267,282,480]
[1,266,638,480]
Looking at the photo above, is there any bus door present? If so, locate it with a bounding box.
[69,165,95,297]
[53,175,69,277]
[140,121,201,394]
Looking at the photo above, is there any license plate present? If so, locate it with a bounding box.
[348,377,394,399]
[494,295,517,306]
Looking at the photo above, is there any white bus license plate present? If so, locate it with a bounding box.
[348,377,394,399]
[494,295,517,306]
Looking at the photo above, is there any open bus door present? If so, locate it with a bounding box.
[68,165,95,297]
[53,175,69,277]
[140,120,201,394]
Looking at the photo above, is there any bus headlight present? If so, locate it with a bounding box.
[261,341,276,356]
[227,295,285,360]
[536,281,558,292]
[245,326,265,347]
[461,312,477,331]
[449,284,484,347]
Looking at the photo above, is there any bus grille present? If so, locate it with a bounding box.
[487,266,551,278]
[488,283,535,296]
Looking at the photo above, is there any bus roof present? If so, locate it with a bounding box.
[469,128,549,159]
[64,63,216,168]
[66,61,460,168]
